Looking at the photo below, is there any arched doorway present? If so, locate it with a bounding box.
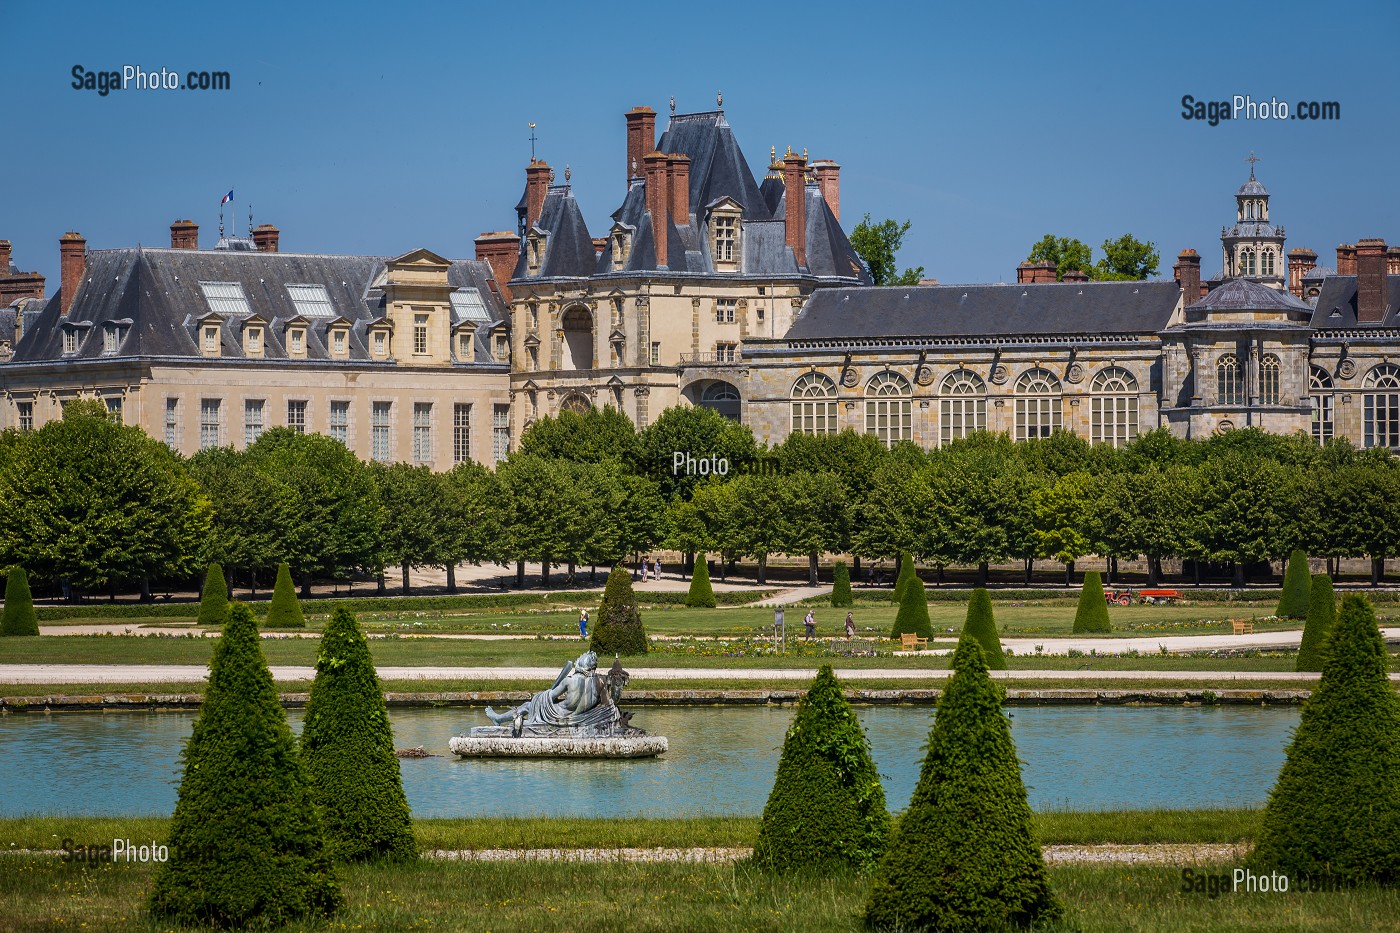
[697,380,741,421]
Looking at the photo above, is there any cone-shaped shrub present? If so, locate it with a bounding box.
[301,607,416,863]
[962,587,1006,670]
[891,553,915,604]
[197,563,228,627]
[1276,549,1313,619]
[752,666,889,873]
[1,568,39,637]
[265,562,305,628]
[1296,574,1336,673]
[891,575,933,639]
[865,635,1061,931]
[591,564,647,655]
[685,554,716,608]
[1250,594,1400,885]
[1072,570,1112,633]
[149,602,340,927]
[830,560,853,608]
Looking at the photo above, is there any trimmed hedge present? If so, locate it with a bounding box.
[890,575,933,640]
[1296,574,1336,673]
[751,666,889,873]
[1250,594,1400,885]
[590,564,647,656]
[830,561,852,608]
[685,555,716,609]
[197,563,228,627]
[865,634,1061,931]
[301,607,416,863]
[1,568,40,637]
[1072,571,1112,633]
[266,563,305,628]
[1277,549,1313,619]
[149,602,340,927]
[962,587,1006,670]
[891,553,915,605]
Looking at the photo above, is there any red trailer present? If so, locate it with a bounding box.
[1103,587,1183,606]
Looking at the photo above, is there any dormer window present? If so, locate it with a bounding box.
[102,324,121,354]
[62,328,78,355]
[494,333,508,360]
[610,226,632,271]
[457,331,472,360]
[526,234,543,276]
[709,202,742,272]
[244,325,264,357]
[372,329,388,357]
[203,325,221,357]
[331,327,348,357]
[288,327,306,357]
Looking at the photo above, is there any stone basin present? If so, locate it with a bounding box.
[448,734,669,759]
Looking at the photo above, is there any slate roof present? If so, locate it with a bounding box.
[654,112,767,224]
[1238,177,1268,196]
[10,248,508,364]
[782,281,1182,341]
[1224,221,1282,239]
[513,185,596,279]
[1186,277,1310,312]
[1308,274,1400,329]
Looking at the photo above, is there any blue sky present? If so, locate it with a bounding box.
[4,0,1397,287]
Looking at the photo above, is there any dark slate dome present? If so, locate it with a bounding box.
[1237,177,1268,197]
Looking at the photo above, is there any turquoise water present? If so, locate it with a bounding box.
[0,705,1297,818]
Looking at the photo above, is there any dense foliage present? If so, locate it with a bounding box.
[752,666,889,872]
[685,554,716,608]
[1277,549,1313,618]
[197,563,228,627]
[266,562,305,628]
[1297,573,1336,672]
[0,568,38,636]
[963,587,1006,669]
[1073,570,1112,633]
[590,564,647,655]
[830,560,852,608]
[891,572,933,639]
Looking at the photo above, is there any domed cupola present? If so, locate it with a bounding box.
[1221,153,1286,286]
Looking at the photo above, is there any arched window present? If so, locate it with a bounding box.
[864,370,912,448]
[1240,249,1256,276]
[559,393,591,415]
[1310,366,1334,444]
[1217,354,1244,405]
[791,372,838,436]
[1090,366,1139,447]
[699,380,741,421]
[1245,201,1254,220]
[560,307,594,371]
[1014,368,1061,439]
[1262,250,1275,277]
[939,369,986,445]
[1363,364,1400,449]
[1259,354,1282,405]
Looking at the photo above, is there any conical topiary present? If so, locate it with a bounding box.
[149,602,340,927]
[685,554,716,608]
[197,562,228,627]
[301,607,416,863]
[1,568,39,637]
[1296,573,1336,673]
[891,553,915,605]
[830,560,852,608]
[891,574,933,640]
[1072,570,1112,633]
[962,587,1006,670]
[865,634,1061,931]
[1276,549,1313,619]
[1249,594,1400,885]
[752,666,889,873]
[591,564,647,655]
[266,562,305,628]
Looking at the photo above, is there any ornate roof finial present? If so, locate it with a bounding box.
[548,168,555,184]
[529,122,538,161]
[565,164,571,185]
[631,158,637,176]
[1246,150,1261,179]
[669,95,676,115]
[802,147,808,160]
[717,90,723,109]
[785,144,792,156]
[771,145,776,163]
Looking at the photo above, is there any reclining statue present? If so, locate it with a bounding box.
[482,651,634,738]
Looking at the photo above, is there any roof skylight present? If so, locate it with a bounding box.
[198,281,252,317]
[285,284,336,318]
[450,287,491,323]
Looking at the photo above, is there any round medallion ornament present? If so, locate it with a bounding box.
[1066,362,1085,384]
[915,365,935,386]
[990,365,1009,385]
[1216,419,1235,434]
[1338,359,1356,379]
[841,367,858,388]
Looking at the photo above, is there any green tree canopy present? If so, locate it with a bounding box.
[1027,234,1093,280]
[373,463,454,593]
[591,563,647,655]
[637,405,758,502]
[518,405,642,469]
[1095,233,1161,280]
[849,214,925,286]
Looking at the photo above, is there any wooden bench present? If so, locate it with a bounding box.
[900,633,929,651]
[1232,620,1254,636]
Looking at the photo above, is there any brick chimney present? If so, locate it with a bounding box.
[624,106,656,187]
[1173,249,1201,304]
[170,220,199,250]
[1062,269,1090,283]
[60,232,86,315]
[524,160,551,230]
[644,151,670,268]
[1287,248,1316,298]
[1356,238,1389,324]
[782,151,808,268]
[1337,243,1357,276]
[1016,261,1056,283]
[0,240,10,273]
[251,224,280,253]
[1388,245,1400,276]
[0,240,47,304]
[811,160,841,221]
[474,231,521,303]
[667,154,690,224]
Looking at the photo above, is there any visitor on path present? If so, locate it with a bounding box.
[641,557,651,581]
[655,558,664,580]
[578,609,589,639]
[804,610,816,640]
[845,611,856,639]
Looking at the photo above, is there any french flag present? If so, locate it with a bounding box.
[220,190,234,205]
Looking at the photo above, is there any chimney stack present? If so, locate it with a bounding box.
[668,154,690,224]
[251,223,280,253]
[1356,238,1389,324]
[1287,248,1317,298]
[782,151,808,269]
[644,151,670,268]
[474,231,521,303]
[1174,249,1202,303]
[1337,243,1357,276]
[60,232,86,316]
[1388,245,1400,277]
[0,240,46,304]
[1016,261,1056,284]
[0,240,10,273]
[810,160,841,221]
[170,220,199,250]
[624,106,657,187]
[1062,269,1090,283]
[525,160,551,230]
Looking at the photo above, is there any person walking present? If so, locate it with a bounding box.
[578,608,589,640]
[804,609,816,640]
[655,557,664,580]
[845,611,856,639]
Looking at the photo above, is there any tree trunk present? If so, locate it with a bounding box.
[590,564,598,583]
[808,551,818,586]
[1192,560,1201,586]
[1023,558,1033,585]
[977,561,989,587]
[108,581,116,602]
[139,574,152,603]
[937,563,945,587]
[719,556,728,581]
[757,554,768,586]
[1147,556,1161,586]
[446,563,457,593]
[1064,560,1074,587]
[400,560,411,595]
[542,558,551,589]
[567,559,576,582]
[515,559,525,588]
[852,555,861,578]
[377,572,386,595]
[1232,562,1245,588]
[249,569,258,598]
[1372,556,1384,586]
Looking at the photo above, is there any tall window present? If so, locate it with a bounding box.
[1310,366,1334,444]
[492,404,510,465]
[373,331,387,356]
[332,329,347,355]
[289,328,305,356]
[105,397,122,421]
[939,370,986,445]
[1259,354,1282,405]
[244,399,265,446]
[715,342,738,363]
[650,342,660,365]
[63,329,77,354]
[413,314,429,355]
[713,215,737,262]
[1241,249,1256,276]
[203,325,219,355]
[245,327,262,355]
[716,299,736,323]
[287,400,307,433]
[103,326,120,354]
[200,399,222,450]
[1014,368,1062,439]
[371,402,392,462]
[329,401,350,445]
[17,401,34,433]
[1090,367,1139,447]
[412,402,433,464]
[453,403,471,464]
[864,370,912,448]
[1363,364,1400,449]
[791,372,838,436]
[1216,354,1244,404]
[1262,250,1275,276]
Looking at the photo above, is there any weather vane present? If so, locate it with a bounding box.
[1245,150,1261,179]
[669,96,676,115]
[564,164,571,185]
[717,90,723,108]
[529,122,538,161]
